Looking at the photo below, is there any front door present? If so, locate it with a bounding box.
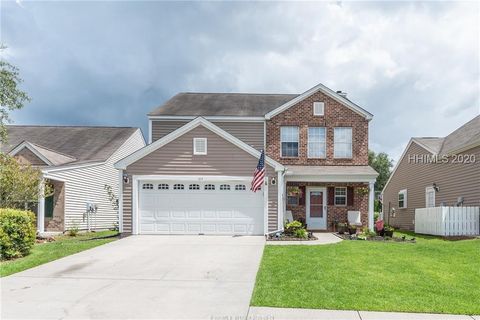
[306,187,327,230]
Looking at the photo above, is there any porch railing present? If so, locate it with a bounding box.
[415,207,480,236]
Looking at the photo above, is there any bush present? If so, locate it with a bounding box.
[0,208,36,260]
[67,225,79,237]
[284,220,303,235]
[294,228,308,239]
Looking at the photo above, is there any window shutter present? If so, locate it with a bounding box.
[299,186,306,206]
[347,187,354,206]
[327,187,335,205]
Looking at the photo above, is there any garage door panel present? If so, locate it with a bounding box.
[138,180,264,235]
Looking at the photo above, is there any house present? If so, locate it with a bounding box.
[115,83,379,235]
[1,125,145,233]
[381,115,480,230]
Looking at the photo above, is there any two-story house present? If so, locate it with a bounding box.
[115,83,378,235]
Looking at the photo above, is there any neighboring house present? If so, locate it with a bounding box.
[382,115,480,230]
[1,125,145,233]
[115,83,378,235]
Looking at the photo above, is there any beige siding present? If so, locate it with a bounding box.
[47,130,145,231]
[151,120,264,150]
[123,125,277,233]
[383,143,480,230]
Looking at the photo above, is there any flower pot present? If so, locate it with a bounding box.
[348,227,357,235]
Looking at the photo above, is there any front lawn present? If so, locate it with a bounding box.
[0,230,119,277]
[251,231,480,315]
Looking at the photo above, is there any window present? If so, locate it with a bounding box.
[220,184,231,191]
[334,127,352,158]
[158,183,169,190]
[193,138,207,155]
[204,184,215,190]
[281,126,299,157]
[308,127,326,158]
[398,189,407,209]
[287,186,300,206]
[334,187,347,206]
[142,183,153,190]
[313,102,325,116]
[189,184,200,190]
[425,187,435,208]
[173,184,184,190]
[235,184,246,191]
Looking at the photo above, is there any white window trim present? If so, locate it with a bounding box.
[280,126,299,158]
[334,187,347,206]
[307,127,327,159]
[313,102,325,116]
[333,127,353,159]
[398,189,408,209]
[425,186,435,208]
[193,138,207,155]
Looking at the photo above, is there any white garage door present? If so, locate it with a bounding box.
[138,179,264,235]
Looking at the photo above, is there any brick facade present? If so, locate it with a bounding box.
[266,90,372,230]
[265,91,369,166]
[286,182,369,231]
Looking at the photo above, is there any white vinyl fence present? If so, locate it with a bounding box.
[415,207,480,236]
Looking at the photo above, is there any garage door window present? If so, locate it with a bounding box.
[235,184,246,191]
[158,184,169,190]
[142,183,153,190]
[220,184,231,191]
[173,184,185,190]
[205,184,215,190]
[189,184,200,190]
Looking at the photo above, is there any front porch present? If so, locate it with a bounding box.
[282,165,378,232]
[37,179,65,232]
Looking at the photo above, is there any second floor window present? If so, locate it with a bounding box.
[334,127,352,158]
[308,127,326,158]
[281,126,299,157]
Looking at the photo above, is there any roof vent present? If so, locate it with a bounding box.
[336,90,347,98]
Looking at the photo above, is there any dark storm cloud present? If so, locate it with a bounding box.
[2,1,479,161]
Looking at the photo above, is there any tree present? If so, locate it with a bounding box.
[368,150,393,192]
[0,153,52,209]
[0,45,31,143]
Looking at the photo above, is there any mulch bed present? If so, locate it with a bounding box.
[336,233,416,243]
[267,234,318,241]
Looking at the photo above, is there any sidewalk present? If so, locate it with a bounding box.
[248,307,479,320]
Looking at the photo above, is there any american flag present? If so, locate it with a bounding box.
[251,150,265,192]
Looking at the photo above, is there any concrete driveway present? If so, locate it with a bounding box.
[1,235,265,319]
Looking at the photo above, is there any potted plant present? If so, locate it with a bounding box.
[348,225,357,235]
[337,222,347,234]
[384,225,394,237]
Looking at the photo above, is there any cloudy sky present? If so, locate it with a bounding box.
[2,1,479,161]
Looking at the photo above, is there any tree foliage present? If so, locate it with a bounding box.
[368,150,393,192]
[0,45,31,143]
[0,153,52,209]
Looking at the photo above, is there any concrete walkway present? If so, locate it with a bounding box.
[267,232,343,245]
[1,235,265,319]
[249,307,479,320]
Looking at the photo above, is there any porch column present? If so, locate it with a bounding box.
[37,178,45,233]
[368,181,375,231]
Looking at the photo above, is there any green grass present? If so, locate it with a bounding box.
[0,230,119,277]
[251,231,480,315]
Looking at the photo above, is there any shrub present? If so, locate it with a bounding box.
[294,228,308,239]
[0,208,36,260]
[284,220,303,235]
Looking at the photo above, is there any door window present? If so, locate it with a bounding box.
[310,191,324,217]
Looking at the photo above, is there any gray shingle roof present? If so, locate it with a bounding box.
[148,93,299,117]
[412,115,480,155]
[1,125,139,165]
[440,115,480,154]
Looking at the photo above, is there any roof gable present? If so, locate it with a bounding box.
[265,83,373,120]
[9,141,77,166]
[115,117,284,171]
